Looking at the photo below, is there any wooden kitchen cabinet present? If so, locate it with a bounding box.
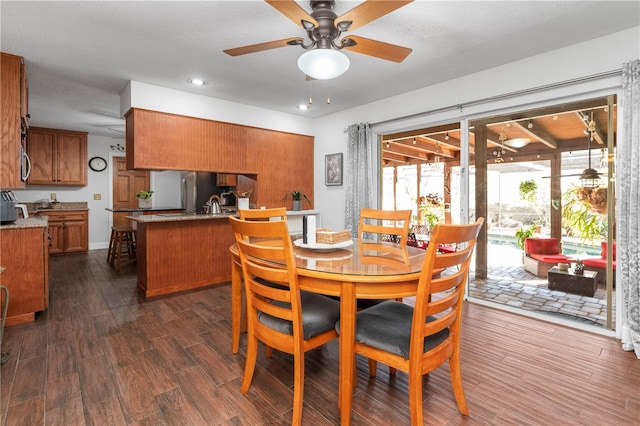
[27,127,88,186]
[37,210,88,254]
[0,224,49,326]
[216,173,237,186]
[125,108,315,208]
[1,52,28,189]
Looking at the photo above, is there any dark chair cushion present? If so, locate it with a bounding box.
[336,300,449,359]
[327,295,387,310]
[355,299,389,310]
[258,291,340,340]
[255,276,288,290]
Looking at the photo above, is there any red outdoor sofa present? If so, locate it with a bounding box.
[523,237,574,278]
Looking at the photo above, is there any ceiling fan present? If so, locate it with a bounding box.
[223,0,413,80]
[542,112,602,186]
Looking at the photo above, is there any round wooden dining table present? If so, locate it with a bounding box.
[230,239,426,425]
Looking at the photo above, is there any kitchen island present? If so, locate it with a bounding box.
[128,213,236,298]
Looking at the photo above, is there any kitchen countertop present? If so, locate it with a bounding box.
[25,201,89,214]
[0,216,48,230]
[127,212,238,223]
[106,206,185,213]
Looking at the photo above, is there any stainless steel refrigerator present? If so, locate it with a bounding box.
[181,172,218,214]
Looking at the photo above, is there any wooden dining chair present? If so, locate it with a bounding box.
[236,207,289,354]
[228,216,340,426]
[338,218,484,425]
[358,208,412,310]
[358,208,412,245]
[238,207,287,222]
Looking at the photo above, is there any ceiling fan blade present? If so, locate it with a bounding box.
[336,0,413,32]
[343,35,412,62]
[223,38,303,56]
[265,0,318,28]
[542,173,584,179]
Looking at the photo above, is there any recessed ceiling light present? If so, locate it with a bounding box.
[188,79,206,86]
[298,104,308,111]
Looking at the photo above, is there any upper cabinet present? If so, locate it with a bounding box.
[125,108,315,208]
[27,127,88,186]
[217,173,237,187]
[1,52,29,189]
[125,108,248,172]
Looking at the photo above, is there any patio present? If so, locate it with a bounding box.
[469,243,615,329]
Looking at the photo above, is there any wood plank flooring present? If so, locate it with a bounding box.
[1,250,638,425]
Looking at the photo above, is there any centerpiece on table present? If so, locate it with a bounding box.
[136,190,153,209]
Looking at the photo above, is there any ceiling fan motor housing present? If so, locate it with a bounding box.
[308,1,344,49]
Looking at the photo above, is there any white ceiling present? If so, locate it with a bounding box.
[1,1,638,138]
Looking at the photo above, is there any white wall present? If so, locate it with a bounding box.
[312,26,639,232]
[122,81,315,136]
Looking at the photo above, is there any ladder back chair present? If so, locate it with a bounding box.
[238,207,287,222]
[228,216,340,426]
[338,218,484,425]
[235,207,288,345]
[357,208,413,311]
[359,208,412,246]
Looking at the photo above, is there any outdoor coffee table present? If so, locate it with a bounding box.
[547,266,598,297]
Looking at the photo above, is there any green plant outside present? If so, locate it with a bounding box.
[515,224,537,250]
[519,179,538,204]
[417,193,444,229]
[561,185,607,244]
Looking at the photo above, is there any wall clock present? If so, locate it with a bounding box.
[88,156,107,172]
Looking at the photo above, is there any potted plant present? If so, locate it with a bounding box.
[417,193,444,234]
[283,190,310,211]
[136,190,153,209]
[519,180,538,204]
[561,185,607,244]
[515,224,537,251]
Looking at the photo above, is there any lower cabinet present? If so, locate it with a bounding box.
[0,225,49,326]
[37,210,88,254]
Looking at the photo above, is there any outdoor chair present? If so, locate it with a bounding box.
[523,237,573,277]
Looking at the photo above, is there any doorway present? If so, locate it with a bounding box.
[111,156,150,227]
[380,94,617,332]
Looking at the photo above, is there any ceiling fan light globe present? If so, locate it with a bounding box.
[503,138,530,148]
[298,49,349,80]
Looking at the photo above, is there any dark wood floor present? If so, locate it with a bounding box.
[1,250,638,425]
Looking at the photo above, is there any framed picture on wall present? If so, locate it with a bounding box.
[325,153,343,186]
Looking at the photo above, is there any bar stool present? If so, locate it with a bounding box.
[107,226,136,273]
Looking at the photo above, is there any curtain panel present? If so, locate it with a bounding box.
[345,123,373,237]
[619,59,640,357]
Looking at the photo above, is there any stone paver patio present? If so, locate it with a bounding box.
[469,243,615,328]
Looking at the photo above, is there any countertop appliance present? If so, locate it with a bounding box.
[181,172,229,214]
[0,191,27,224]
[0,189,29,225]
[1,190,17,224]
[220,190,236,207]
